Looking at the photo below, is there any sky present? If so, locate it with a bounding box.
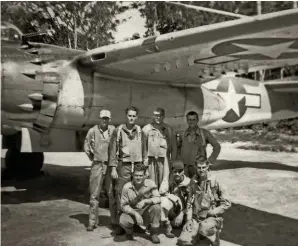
[113,3,147,42]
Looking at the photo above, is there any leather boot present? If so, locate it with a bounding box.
[115,225,125,235]
[126,233,134,240]
[86,224,95,231]
[150,227,160,244]
[164,221,175,238]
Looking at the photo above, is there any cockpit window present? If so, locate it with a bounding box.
[1,23,22,41]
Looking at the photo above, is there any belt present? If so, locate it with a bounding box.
[121,161,142,165]
[120,161,142,173]
[93,160,108,164]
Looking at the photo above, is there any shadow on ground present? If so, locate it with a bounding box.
[211,160,298,172]
[222,203,298,246]
[1,163,93,205]
[70,214,112,229]
[2,160,298,246]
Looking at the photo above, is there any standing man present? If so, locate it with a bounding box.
[120,164,161,243]
[178,157,231,246]
[160,160,190,238]
[176,111,221,178]
[142,107,174,192]
[84,109,115,231]
[109,106,147,234]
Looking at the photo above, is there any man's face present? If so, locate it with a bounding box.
[153,112,165,125]
[173,169,184,183]
[126,110,138,125]
[133,170,146,185]
[99,117,110,128]
[187,115,199,128]
[196,162,208,178]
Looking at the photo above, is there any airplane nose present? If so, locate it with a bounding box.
[200,86,227,125]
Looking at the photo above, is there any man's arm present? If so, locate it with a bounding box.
[209,182,231,216]
[145,181,161,205]
[108,129,118,167]
[204,130,221,164]
[141,126,149,166]
[84,128,94,161]
[185,182,194,221]
[121,185,138,216]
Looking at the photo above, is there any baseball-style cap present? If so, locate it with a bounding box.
[99,110,111,118]
[172,159,184,170]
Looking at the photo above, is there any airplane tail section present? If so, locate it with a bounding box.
[202,76,298,129]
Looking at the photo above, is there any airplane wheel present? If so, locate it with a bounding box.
[4,149,44,179]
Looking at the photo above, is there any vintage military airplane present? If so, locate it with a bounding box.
[1,7,298,175]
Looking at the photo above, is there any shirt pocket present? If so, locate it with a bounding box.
[121,146,130,158]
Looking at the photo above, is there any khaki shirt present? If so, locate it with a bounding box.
[176,126,221,165]
[121,179,161,214]
[84,125,115,162]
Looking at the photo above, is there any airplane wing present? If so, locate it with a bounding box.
[76,9,298,85]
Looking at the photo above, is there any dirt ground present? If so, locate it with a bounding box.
[1,143,298,246]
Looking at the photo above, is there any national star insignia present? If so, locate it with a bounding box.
[231,41,298,59]
[216,80,244,117]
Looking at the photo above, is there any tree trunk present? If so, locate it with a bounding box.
[74,16,77,49]
[68,33,72,49]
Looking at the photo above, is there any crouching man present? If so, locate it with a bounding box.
[160,160,190,238]
[178,157,231,246]
[119,164,161,243]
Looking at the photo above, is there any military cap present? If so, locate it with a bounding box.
[172,159,184,170]
[153,107,165,116]
[196,156,209,165]
[99,109,111,118]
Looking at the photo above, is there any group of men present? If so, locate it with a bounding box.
[84,106,231,245]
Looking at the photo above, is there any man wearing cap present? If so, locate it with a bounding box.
[84,109,115,231]
[109,106,147,235]
[178,157,231,246]
[176,111,221,178]
[160,160,191,238]
[142,107,174,193]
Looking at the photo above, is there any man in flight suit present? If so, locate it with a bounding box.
[160,160,191,238]
[84,109,115,231]
[178,157,231,246]
[109,106,147,235]
[176,111,221,178]
[142,108,174,193]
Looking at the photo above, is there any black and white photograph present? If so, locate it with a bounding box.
[1,1,298,246]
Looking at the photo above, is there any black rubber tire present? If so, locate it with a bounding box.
[4,149,44,179]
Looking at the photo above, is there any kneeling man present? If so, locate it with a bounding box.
[119,164,161,243]
[178,157,231,246]
[161,160,190,238]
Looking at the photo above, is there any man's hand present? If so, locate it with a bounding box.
[159,180,169,195]
[184,220,193,231]
[111,167,118,179]
[134,212,143,226]
[207,209,216,217]
[208,207,224,217]
[173,212,184,227]
[135,199,148,209]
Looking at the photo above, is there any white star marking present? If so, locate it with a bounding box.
[216,80,244,117]
[232,41,297,59]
